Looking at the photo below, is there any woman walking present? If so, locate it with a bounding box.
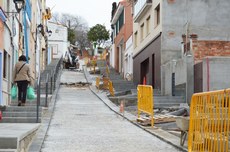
[13,55,33,106]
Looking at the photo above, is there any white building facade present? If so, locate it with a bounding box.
[47,22,68,62]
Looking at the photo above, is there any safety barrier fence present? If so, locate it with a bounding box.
[108,80,114,97]
[96,77,100,89]
[95,77,114,96]
[137,85,154,127]
[90,60,96,74]
[188,89,230,152]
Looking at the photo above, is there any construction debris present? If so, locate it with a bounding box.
[60,82,92,87]
[137,113,177,126]
[136,106,190,127]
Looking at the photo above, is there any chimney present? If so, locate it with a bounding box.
[182,34,187,44]
[190,34,198,41]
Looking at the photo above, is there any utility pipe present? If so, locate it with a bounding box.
[206,58,210,91]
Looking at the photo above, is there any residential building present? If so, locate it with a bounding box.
[0,0,50,106]
[188,35,230,93]
[47,21,68,62]
[1,0,21,105]
[132,0,230,97]
[0,3,7,105]
[110,0,133,76]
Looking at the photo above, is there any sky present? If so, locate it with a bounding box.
[46,0,121,30]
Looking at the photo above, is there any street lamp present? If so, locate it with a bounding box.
[37,24,43,32]
[13,0,25,13]
[45,27,52,65]
[47,30,52,37]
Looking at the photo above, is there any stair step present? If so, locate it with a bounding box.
[4,106,42,112]
[2,112,41,117]
[10,102,49,107]
[0,149,17,152]
[0,117,41,123]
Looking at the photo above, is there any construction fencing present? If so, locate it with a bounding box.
[188,89,230,152]
[95,76,114,96]
[137,85,154,127]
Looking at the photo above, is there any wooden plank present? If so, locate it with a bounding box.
[154,117,176,124]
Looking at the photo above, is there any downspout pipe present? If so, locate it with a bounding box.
[206,57,210,91]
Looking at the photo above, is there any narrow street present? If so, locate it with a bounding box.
[41,70,181,152]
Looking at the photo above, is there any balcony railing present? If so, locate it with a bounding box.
[134,0,152,22]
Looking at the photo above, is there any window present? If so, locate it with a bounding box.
[134,31,138,48]
[116,21,119,35]
[119,10,124,29]
[146,16,150,35]
[140,23,144,40]
[155,4,160,27]
[115,10,124,35]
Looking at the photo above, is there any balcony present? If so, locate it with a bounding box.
[111,5,124,25]
[134,0,152,22]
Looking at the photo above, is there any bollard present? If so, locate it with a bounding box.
[0,111,2,120]
[120,100,124,113]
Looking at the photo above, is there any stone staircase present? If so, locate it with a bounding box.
[108,68,137,92]
[0,58,62,123]
[104,67,186,108]
[1,106,42,123]
[36,59,61,94]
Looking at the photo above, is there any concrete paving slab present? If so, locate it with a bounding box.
[83,66,188,152]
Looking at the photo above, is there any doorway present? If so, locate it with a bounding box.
[115,47,119,72]
[141,58,149,84]
[152,54,155,87]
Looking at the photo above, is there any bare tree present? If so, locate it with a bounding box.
[50,13,92,54]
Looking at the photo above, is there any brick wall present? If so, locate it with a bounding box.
[192,40,230,63]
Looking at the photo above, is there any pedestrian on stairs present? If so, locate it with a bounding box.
[13,55,33,106]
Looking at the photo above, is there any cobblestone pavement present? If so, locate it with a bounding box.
[41,70,182,152]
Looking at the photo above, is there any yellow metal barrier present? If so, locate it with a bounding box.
[91,60,96,74]
[84,57,89,66]
[108,80,114,96]
[102,77,109,90]
[95,77,100,89]
[188,89,230,152]
[137,85,154,127]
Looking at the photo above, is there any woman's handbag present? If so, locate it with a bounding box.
[27,86,36,100]
[11,85,17,99]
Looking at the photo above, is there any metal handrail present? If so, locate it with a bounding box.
[36,72,41,123]
[45,73,49,107]
[53,57,62,91]
[50,70,53,94]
